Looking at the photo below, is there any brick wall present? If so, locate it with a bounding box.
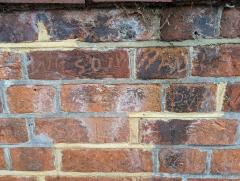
[0,3,240,181]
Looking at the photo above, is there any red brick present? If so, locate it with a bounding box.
[192,45,240,77]
[0,12,37,42]
[159,148,207,174]
[136,48,188,79]
[0,119,28,144]
[166,84,216,112]
[38,9,158,42]
[140,178,181,181]
[35,117,129,143]
[223,84,240,112]
[61,84,161,112]
[28,49,129,80]
[189,179,240,181]
[0,52,22,80]
[62,149,152,172]
[11,148,54,171]
[221,8,240,38]
[7,85,56,113]
[140,119,237,145]
[46,177,134,181]
[0,177,37,181]
[160,7,219,41]
[211,150,240,174]
[0,149,5,169]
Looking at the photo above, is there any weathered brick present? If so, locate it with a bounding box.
[140,119,237,145]
[221,8,240,38]
[136,48,188,79]
[0,12,38,42]
[223,84,240,112]
[166,84,217,112]
[27,49,130,80]
[159,148,207,173]
[211,150,240,174]
[38,9,159,42]
[0,177,37,181]
[11,148,54,171]
[0,119,28,144]
[62,149,152,172]
[140,178,181,181]
[35,117,129,143]
[0,149,5,170]
[192,45,240,77]
[61,84,161,112]
[7,85,56,113]
[0,51,22,80]
[160,7,218,41]
[46,177,134,181]
[189,179,240,181]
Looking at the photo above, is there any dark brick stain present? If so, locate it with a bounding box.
[164,150,184,170]
[38,10,152,42]
[224,85,240,112]
[166,85,215,112]
[137,48,187,79]
[140,119,194,144]
[0,13,38,42]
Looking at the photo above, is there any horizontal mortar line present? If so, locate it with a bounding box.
[2,77,240,86]
[54,143,153,149]
[0,171,152,177]
[1,143,240,149]
[0,112,128,119]
[0,38,240,49]
[154,173,240,179]
[128,112,224,118]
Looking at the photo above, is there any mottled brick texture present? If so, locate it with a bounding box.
[0,3,240,181]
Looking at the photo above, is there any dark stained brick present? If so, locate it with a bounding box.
[136,48,188,79]
[139,119,237,145]
[37,9,159,42]
[0,12,38,42]
[160,6,219,41]
[166,84,217,113]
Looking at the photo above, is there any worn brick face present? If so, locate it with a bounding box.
[46,177,134,181]
[7,85,56,113]
[0,51,22,80]
[0,119,28,144]
[166,84,217,112]
[62,149,152,172]
[160,7,219,41]
[223,84,240,112]
[28,49,129,80]
[0,12,38,42]
[35,117,129,143]
[61,84,161,112]
[192,45,240,77]
[136,48,188,79]
[11,148,54,171]
[159,148,207,174]
[221,8,240,38]
[0,177,37,181]
[211,150,240,174]
[0,149,5,170]
[139,119,237,145]
[140,178,181,181]
[38,9,159,42]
